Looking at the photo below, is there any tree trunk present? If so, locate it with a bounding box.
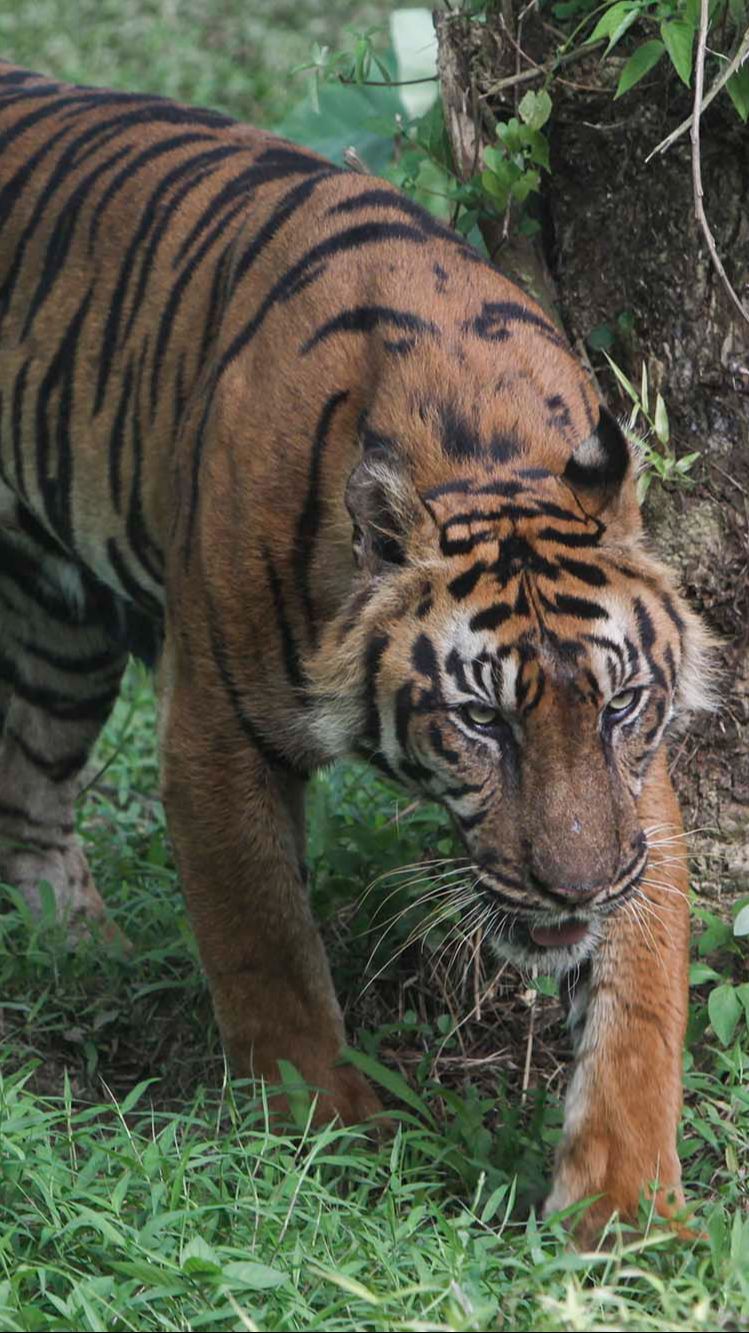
[436,9,749,907]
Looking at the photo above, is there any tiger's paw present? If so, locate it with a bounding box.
[231,1044,386,1131]
[544,1135,696,1248]
[0,841,130,950]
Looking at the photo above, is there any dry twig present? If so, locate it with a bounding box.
[691,0,749,327]
[647,26,749,161]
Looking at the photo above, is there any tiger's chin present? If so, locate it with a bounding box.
[487,914,605,977]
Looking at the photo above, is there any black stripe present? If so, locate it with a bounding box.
[148,196,247,417]
[121,159,238,346]
[326,186,469,252]
[394,682,412,752]
[263,549,306,697]
[547,592,608,621]
[363,632,390,746]
[556,556,608,587]
[470,604,512,633]
[226,170,335,299]
[205,596,303,775]
[21,143,132,337]
[175,157,329,271]
[87,132,233,247]
[219,221,428,374]
[109,360,135,513]
[106,539,161,616]
[4,671,118,722]
[11,361,30,503]
[5,727,90,783]
[444,648,470,693]
[293,391,349,648]
[411,633,440,687]
[463,300,566,349]
[93,144,250,413]
[124,338,164,588]
[428,721,459,765]
[633,597,655,651]
[35,284,94,548]
[301,305,439,355]
[537,525,602,549]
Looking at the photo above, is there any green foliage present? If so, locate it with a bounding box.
[0,0,386,127]
[575,0,745,107]
[481,90,552,217]
[603,355,700,498]
[692,900,749,1047]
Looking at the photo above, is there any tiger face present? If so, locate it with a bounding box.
[310,397,711,977]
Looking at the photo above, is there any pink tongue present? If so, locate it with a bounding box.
[530,922,590,948]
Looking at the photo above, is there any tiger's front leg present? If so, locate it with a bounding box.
[545,751,691,1244]
[158,633,383,1127]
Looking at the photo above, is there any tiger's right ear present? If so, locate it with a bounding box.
[563,406,638,524]
[345,447,413,572]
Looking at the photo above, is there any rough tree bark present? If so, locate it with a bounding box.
[435,8,749,910]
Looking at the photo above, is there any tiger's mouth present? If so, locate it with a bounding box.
[476,852,646,965]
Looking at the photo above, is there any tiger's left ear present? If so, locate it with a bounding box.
[344,446,419,573]
[563,406,640,527]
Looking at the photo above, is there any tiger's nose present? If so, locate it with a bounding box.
[529,872,604,905]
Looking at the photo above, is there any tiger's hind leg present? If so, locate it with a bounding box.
[0,528,129,938]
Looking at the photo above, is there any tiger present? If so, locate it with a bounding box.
[0,60,714,1243]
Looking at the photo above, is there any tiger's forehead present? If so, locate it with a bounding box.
[416,471,653,698]
[422,469,606,593]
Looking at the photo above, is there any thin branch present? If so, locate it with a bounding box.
[482,36,605,96]
[337,74,438,88]
[647,25,749,160]
[691,1,749,327]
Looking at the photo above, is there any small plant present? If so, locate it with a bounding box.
[604,354,700,498]
[556,0,749,119]
[479,89,553,231]
[691,899,749,1048]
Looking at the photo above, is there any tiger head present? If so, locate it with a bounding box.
[308,350,714,974]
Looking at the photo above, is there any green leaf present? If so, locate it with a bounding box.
[726,65,749,122]
[181,1237,222,1277]
[276,1058,312,1130]
[481,168,510,205]
[674,450,700,472]
[343,1047,436,1124]
[586,1,631,43]
[654,392,669,445]
[708,983,742,1046]
[734,903,749,937]
[660,19,695,87]
[222,1261,287,1291]
[604,351,640,402]
[615,40,666,98]
[587,1,637,46]
[736,983,749,1023]
[697,912,733,955]
[521,127,550,170]
[518,88,552,130]
[483,144,508,174]
[689,962,722,985]
[497,120,525,156]
[511,168,541,202]
[587,323,615,351]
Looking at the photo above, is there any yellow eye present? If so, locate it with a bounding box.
[464,702,501,727]
[607,688,637,714]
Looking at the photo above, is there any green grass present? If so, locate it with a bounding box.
[0,6,747,1329]
[2,667,747,1332]
[0,0,380,127]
